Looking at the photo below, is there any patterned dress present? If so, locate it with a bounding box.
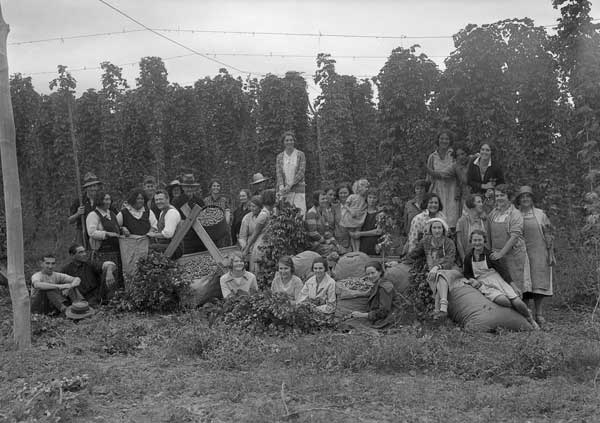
[521,208,553,297]
[427,150,460,227]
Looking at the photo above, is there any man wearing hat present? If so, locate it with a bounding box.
[250,172,270,196]
[68,172,106,247]
[142,175,161,218]
[30,253,94,320]
[179,174,206,253]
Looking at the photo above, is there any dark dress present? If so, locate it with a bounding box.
[91,210,123,288]
[70,197,117,247]
[120,207,152,236]
[231,205,250,245]
[466,160,505,194]
[359,211,380,256]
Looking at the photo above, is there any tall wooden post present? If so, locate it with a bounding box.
[0,6,31,349]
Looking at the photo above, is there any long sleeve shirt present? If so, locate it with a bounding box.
[297,273,337,314]
[158,208,181,239]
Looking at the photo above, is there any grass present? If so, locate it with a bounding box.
[1,286,600,422]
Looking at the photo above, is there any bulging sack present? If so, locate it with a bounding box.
[448,284,533,332]
[292,251,322,281]
[384,263,411,294]
[335,283,371,316]
[332,252,371,280]
[182,270,224,308]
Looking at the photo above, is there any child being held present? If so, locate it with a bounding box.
[340,178,369,252]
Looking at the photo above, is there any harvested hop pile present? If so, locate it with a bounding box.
[180,255,218,281]
[199,206,224,226]
[337,277,373,292]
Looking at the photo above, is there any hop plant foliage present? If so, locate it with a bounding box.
[117,251,190,313]
[217,291,336,336]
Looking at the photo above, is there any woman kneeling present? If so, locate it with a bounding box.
[463,230,539,330]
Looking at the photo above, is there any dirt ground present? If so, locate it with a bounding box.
[1,286,599,423]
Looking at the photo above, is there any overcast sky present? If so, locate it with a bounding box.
[3,0,598,95]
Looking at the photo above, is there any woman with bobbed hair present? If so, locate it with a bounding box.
[297,257,336,314]
[426,130,460,228]
[455,193,490,264]
[219,251,258,298]
[488,184,530,297]
[276,130,307,215]
[271,256,304,303]
[333,182,353,251]
[406,192,447,253]
[345,261,403,328]
[467,142,505,195]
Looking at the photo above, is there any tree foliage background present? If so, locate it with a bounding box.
[1,0,599,298]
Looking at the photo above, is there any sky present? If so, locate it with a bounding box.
[3,0,599,96]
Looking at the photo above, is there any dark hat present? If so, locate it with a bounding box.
[180,174,200,187]
[65,301,95,320]
[250,173,270,185]
[82,172,102,189]
[515,185,534,204]
[143,175,157,185]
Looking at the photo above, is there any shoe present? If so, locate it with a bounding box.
[536,315,547,326]
[433,311,448,320]
[528,317,541,331]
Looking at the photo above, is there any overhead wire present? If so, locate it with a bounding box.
[9,18,600,46]
[95,0,263,77]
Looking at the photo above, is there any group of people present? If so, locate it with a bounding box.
[32,129,555,331]
[401,131,555,328]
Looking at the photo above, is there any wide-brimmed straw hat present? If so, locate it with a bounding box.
[250,173,270,185]
[82,172,102,189]
[180,174,201,187]
[65,301,95,320]
[515,185,534,204]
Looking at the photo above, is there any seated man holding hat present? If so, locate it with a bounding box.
[30,253,95,320]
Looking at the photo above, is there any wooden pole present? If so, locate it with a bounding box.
[0,6,31,349]
[67,98,87,247]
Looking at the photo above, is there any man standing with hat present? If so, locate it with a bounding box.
[68,172,105,247]
[250,172,270,196]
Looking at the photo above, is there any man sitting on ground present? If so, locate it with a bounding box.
[147,190,183,259]
[61,244,117,306]
[30,253,88,317]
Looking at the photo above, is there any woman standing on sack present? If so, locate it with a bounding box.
[276,130,307,216]
[515,186,556,326]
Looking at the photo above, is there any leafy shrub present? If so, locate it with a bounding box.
[114,251,190,313]
[257,202,306,288]
[509,333,565,379]
[216,291,336,336]
[405,257,435,319]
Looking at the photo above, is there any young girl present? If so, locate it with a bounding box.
[340,179,369,252]
[406,218,456,319]
[463,230,539,330]
[297,257,337,314]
